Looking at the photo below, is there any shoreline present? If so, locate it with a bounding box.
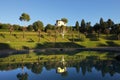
[0,47,120,55]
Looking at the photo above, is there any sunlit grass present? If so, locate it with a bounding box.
[0,32,120,50]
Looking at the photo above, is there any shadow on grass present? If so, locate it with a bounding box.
[34,42,85,55]
[27,38,34,42]
[13,34,18,39]
[0,33,5,38]
[104,35,118,40]
[97,41,120,47]
[0,43,13,50]
[0,43,14,57]
[35,42,85,48]
[0,43,31,58]
[106,41,120,47]
[69,38,85,42]
[86,34,99,41]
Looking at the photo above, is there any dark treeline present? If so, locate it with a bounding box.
[0,18,120,39]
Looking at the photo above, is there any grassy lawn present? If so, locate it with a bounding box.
[0,31,118,63]
[0,32,120,50]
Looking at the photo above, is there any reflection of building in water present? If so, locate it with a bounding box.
[56,56,67,73]
[57,67,67,73]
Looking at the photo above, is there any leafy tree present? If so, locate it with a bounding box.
[19,13,30,38]
[33,20,44,31]
[13,24,20,31]
[33,20,44,42]
[19,13,30,22]
[1,24,10,30]
[61,18,68,24]
[45,24,54,32]
[27,25,33,31]
[104,28,110,37]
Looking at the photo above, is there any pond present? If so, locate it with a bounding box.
[0,51,120,80]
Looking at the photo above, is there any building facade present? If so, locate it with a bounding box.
[55,20,66,27]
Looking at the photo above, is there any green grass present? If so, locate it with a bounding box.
[0,32,120,50]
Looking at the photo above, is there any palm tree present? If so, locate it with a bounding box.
[19,13,30,38]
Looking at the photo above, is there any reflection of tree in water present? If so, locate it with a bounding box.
[17,72,28,80]
[61,71,68,77]
[44,60,58,71]
[31,62,43,74]
[95,60,118,77]
[0,58,120,78]
[17,63,28,80]
[67,59,120,77]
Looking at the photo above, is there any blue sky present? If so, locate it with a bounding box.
[0,0,120,26]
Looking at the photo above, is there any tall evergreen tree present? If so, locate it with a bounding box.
[107,19,114,28]
[75,21,79,31]
[94,23,101,38]
[99,18,104,31]
[116,24,120,40]
[81,19,85,33]
[86,22,91,33]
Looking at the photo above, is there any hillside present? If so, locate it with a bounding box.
[0,32,120,50]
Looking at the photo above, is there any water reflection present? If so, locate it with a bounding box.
[0,57,120,80]
[17,72,28,80]
[56,56,67,77]
[16,62,28,80]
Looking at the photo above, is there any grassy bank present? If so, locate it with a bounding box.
[0,32,120,50]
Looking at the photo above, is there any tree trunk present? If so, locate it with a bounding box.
[72,31,74,42]
[117,34,120,40]
[78,31,80,41]
[38,30,41,42]
[55,30,57,43]
[10,31,12,35]
[22,27,26,38]
[62,33,64,39]
[23,31,25,38]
